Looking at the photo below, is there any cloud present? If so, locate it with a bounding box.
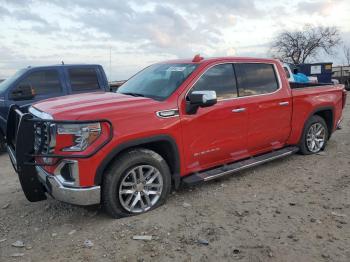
[49,0,132,12]
[0,5,11,16]
[0,3,50,28]
[1,0,33,7]
[297,0,340,16]
[150,0,264,18]
[0,46,28,78]
[0,0,264,56]
[12,10,48,25]
[0,0,349,80]
[1,0,261,53]
[64,2,230,51]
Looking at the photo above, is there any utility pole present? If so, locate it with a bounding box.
[109,46,112,81]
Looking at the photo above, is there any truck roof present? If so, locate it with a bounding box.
[161,56,279,65]
[23,64,102,70]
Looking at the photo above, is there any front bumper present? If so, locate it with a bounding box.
[36,166,101,206]
[5,105,103,205]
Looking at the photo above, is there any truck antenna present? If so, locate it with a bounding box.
[192,54,204,62]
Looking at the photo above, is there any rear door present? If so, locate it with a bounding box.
[234,63,292,154]
[66,67,104,94]
[180,63,250,173]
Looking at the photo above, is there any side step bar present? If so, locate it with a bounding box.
[182,146,299,185]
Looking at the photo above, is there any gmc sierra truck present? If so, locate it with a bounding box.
[6,56,347,218]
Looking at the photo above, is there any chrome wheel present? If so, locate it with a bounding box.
[306,123,326,153]
[119,165,163,213]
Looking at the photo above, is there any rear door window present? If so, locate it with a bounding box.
[68,68,100,92]
[235,63,279,97]
[191,64,238,100]
[16,70,62,95]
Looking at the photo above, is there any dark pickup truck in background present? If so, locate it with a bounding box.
[0,64,109,151]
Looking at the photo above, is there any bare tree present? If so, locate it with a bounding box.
[343,45,350,65]
[270,25,341,64]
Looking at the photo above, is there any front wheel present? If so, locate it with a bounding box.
[102,149,171,218]
[299,115,328,155]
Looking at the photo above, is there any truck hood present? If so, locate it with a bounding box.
[33,92,159,120]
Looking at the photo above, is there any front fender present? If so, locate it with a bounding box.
[94,134,181,188]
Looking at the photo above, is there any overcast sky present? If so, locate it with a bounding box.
[0,0,349,80]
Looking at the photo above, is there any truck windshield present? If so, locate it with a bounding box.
[117,63,198,100]
[0,69,26,93]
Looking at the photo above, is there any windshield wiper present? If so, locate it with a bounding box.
[120,92,145,97]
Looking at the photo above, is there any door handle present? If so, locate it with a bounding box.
[232,108,246,113]
[279,101,289,106]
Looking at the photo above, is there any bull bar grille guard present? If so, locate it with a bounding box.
[6,105,113,169]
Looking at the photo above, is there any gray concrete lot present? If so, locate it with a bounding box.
[0,96,349,262]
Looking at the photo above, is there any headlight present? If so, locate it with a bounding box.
[57,123,102,152]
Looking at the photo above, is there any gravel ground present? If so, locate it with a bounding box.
[0,97,349,262]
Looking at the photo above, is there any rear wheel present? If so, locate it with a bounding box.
[345,79,350,91]
[299,115,328,155]
[102,149,171,218]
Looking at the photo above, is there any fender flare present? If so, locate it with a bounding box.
[298,106,335,144]
[94,134,181,188]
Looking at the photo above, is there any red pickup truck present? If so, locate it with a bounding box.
[6,56,347,218]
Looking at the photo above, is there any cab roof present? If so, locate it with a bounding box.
[161,56,279,65]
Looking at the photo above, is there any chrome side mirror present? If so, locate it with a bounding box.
[186,90,217,114]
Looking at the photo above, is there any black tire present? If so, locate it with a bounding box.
[345,80,350,91]
[0,133,6,153]
[102,148,171,218]
[299,115,328,155]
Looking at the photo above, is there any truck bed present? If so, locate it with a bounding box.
[288,84,346,145]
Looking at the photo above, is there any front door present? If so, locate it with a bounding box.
[180,63,249,174]
[7,68,65,109]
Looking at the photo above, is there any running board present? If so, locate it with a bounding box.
[182,146,299,185]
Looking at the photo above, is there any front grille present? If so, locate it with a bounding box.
[33,122,56,154]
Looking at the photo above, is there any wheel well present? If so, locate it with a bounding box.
[115,141,178,177]
[140,141,177,177]
[314,109,333,136]
[95,136,181,188]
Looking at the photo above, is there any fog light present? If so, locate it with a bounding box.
[54,160,80,187]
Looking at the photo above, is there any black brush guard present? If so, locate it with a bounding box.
[6,105,47,201]
[6,105,112,202]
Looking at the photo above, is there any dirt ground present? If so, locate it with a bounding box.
[0,98,349,262]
